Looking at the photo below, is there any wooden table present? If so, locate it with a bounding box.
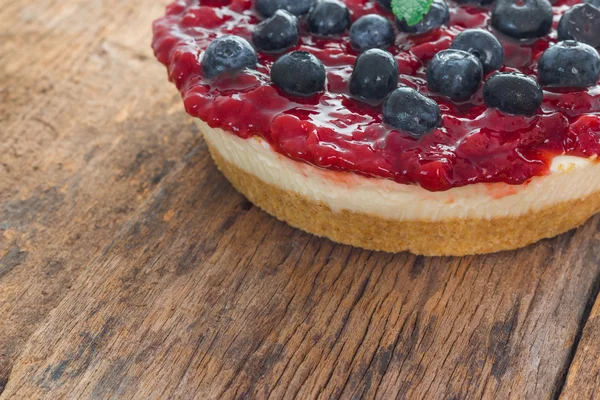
[2,1,600,398]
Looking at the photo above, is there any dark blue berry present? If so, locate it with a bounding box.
[585,0,600,9]
[253,10,299,53]
[396,0,450,35]
[201,35,258,79]
[349,14,395,52]
[558,4,600,49]
[426,49,483,101]
[483,72,543,115]
[271,51,326,96]
[491,0,553,40]
[255,0,316,18]
[382,87,442,136]
[455,0,495,5]
[450,29,504,73]
[349,49,399,102]
[307,0,351,36]
[254,0,317,18]
[538,41,600,88]
[376,0,391,9]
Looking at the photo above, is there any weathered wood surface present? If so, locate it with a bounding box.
[561,288,600,400]
[0,0,198,391]
[2,0,600,399]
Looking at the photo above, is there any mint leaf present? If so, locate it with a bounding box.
[391,0,433,26]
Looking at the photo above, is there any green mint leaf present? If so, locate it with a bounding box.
[391,0,433,26]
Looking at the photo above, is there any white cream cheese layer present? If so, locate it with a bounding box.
[196,119,600,221]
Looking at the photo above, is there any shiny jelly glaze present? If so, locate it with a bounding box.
[152,0,600,191]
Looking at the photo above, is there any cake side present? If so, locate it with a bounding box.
[197,119,600,221]
[197,120,600,255]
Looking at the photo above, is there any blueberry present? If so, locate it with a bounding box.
[376,0,391,10]
[538,41,600,88]
[255,0,316,18]
[450,29,504,73]
[382,87,442,136]
[271,51,326,96]
[558,4,600,49]
[483,72,543,115]
[349,49,399,102]
[349,14,395,52]
[426,49,483,101]
[307,0,351,36]
[491,0,553,40]
[253,10,299,53]
[396,0,450,35]
[201,35,258,79]
[454,0,495,5]
[585,0,600,9]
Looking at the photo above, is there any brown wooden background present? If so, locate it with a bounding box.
[2,1,600,398]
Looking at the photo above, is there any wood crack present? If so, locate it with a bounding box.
[552,262,600,400]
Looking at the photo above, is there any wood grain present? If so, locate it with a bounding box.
[561,277,600,400]
[2,0,600,398]
[0,0,197,387]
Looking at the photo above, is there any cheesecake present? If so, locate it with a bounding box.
[152,0,600,255]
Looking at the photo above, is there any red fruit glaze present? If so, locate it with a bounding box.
[152,0,600,191]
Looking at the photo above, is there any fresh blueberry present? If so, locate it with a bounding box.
[255,0,316,18]
[307,0,351,36]
[382,87,442,136]
[538,41,600,88]
[253,10,299,53]
[396,0,450,35]
[376,0,391,9]
[585,0,600,9]
[349,49,399,102]
[450,29,504,73]
[426,49,483,101]
[454,0,495,5]
[483,72,543,115]
[201,35,258,79]
[271,51,326,96]
[491,0,553,40]
[558,4,600,49]
[349,14,395,52]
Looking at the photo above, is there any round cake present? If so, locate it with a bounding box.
[152,0,600,255]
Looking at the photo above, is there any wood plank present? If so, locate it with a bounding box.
[3,128,600,398]
[559,268,600,400]
[3,0,600,398]
[0,0,190,387]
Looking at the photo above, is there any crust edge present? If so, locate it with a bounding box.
[206,141,600,256]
